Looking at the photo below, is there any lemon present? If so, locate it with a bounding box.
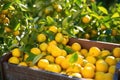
[85,63,95,71]
[48,40,57,46]
[8,56,19,64]
[66,63,81,73]
[108,65,116,74]
[95,72,105,80]
[62,36,69,45]
[71,42,81,51]
[113,47,120,58]
[88,47,101,57]
[61,59,70,69]
[80,49,88,57]
[55,33,64,43]
[105,56,116,66]
[86,56,96,64]
[101,50,111,57]
[69,73,82,78]
[18,62,28,67]
[4,27,11,32]
[30,65,39,70]
[12,48,21,57]
[55,56,65,65]
[37,33,46,42]
[51,46,62,57]
[37,59,49,69]
[24,53,29,61]
[45,64,61,73]
[81,66,95,78]
[30,47,41,55]
[104,73,113,80]
[49,26,58,33]
[61,49,67,57]
[39,42,48,51]
[13,30,20,36]
[82,15,91,24]
[45,55,55,63]
[96,59,108,72]
[76,55,84,65]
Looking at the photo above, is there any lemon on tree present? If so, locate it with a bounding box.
[82,15,91,24]
[49,25,58,33]
[37,33,46,42]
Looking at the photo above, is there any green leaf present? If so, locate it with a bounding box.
[98,6,108,14]
[26,53,36,62]
[32,54,44,65]
[46,16,55,25]
[90,13,100,19]
[64,46,74,54]
[2,2,12,10]
[111,12,120,18]
[69,52,78,63]
[14,23,20,31]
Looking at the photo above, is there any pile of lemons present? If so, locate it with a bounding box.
[8,25,120,80]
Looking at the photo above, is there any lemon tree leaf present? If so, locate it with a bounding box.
[2,2,12,10]
[98,6,108,14]
[32,54,44,65]
[111,12,120,18]
[64,45,74,54]
[69,52,78,63]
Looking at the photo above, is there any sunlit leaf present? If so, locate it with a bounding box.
[69,52,78,63]
[111,12,120,18]
[14,23,20,31]
[32,54,44,64]
[98,6,108,14]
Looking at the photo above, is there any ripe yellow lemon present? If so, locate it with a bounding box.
[113,47,120,58]
[80,49,88,57]
[108,65,116,74]
[8,56,19,64]
[37,33,46,42]
[96,59,108,72]
[82,15,91,24]
[30,47,41,55]
[105,56,116,66]
[95,72,105,80]
[13,30,20,36]
[45,55,55,63]
[62,36,69,45]
[88,47,101,57]
[55,33,64,43]
[4,27,11,32]
[81,66,95,78]
[18,62,28,67]
[104,73,113,80]
[61,49,67,57]
[48,40,57,45]
[85,63,95,71]
[49,26,58,33]
[101,50,111,57]
[45,64,61,73]
[24,53,29,61]
[86,56,96,64]
[51,46,62,57]
[69,73,82,78]
[61,59,70,69]
[12,48,21,57]
[37,59,49,69]
[55,56,65,65]
[39,42,48,51]
[66,63,81,73]
[30,65,39,70]
[71,42,81,51]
